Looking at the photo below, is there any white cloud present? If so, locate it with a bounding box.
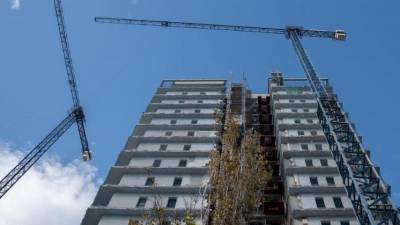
[11,0,21,9]
[0,141,101,225]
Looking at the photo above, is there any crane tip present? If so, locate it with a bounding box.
[82,150,92,161]
[334,30,346,41]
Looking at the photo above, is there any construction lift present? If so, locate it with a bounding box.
[94,17,399,225]
[0,0,92,199]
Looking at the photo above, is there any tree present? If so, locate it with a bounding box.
[209,112,271,224]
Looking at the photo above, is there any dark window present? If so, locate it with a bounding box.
[298,130,305,136]
[174,109,181,113]
[159,144,167,151]
[340,221,350,225]
[300,99,306,103]
[183,145,191,151]
[310,177,319,186]
[292,109,298,113]
[315,144,323,151]
[197,100,203,103]
[194,109,201,113]
[321,221,331,225]
[187,131,195,136]
[315,197,325,208]
[145,177,155,186]
[167,197,177,208]
[182,92,188,95]
[165,131,172,136]
[303,109,310,113]
[311,130,318,136]
[173,177,183,186]
[191,120,198,124]
[289,99,295,103]
[320,159,328,167]
[178,100,184,103]
[326,177,335,186]
[178,160,187,167]
[333,197,344,208]
[200,92,206,95]
[301,144,309,150]
[307,119,313,124]
[295,119,301,124]
[152,159,161,167]
[136,197,147,208]
[305,159,313,167]
[170,120,177,125]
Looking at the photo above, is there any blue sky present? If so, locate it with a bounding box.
[1,0,399,208]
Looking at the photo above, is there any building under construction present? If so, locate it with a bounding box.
[0,1,397,224]
[78,14,400,225]
[81,73,399,225]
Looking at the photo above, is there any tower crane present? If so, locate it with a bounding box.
[94,17,399,225]
[0,0,91,199]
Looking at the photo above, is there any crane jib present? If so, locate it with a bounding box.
[94,17,345,39]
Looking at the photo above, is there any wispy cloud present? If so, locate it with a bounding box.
[0,141,101,225]
[11,0,21,10]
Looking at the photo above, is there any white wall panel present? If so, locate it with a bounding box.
[290,194,353,210]
[156,108,215,114]
[287,175,344,187]
[280,143,330,151]
[161,99,221,104]
[108,193,206,209]
[150,119,215,125]
[137,143,214,152]
[119,174,207,187]
[165,91,222,95]
[292,218,358,225]
[128,157,209,168]
[143,130,216,137]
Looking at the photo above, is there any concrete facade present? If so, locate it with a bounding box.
[269,74,359,225]
[82,76,360,225]
[81,79,226,225]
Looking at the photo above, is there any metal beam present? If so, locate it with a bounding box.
[94,17,343,40]
[0,109,77,199]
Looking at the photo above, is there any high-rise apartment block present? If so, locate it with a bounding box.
[268,74,358,225]
[82,79,226,225]
[82,74,393,225]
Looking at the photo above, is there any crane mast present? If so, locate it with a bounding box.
[94,17,399,225]
[0,0,91,199]
[54,0,91,158]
